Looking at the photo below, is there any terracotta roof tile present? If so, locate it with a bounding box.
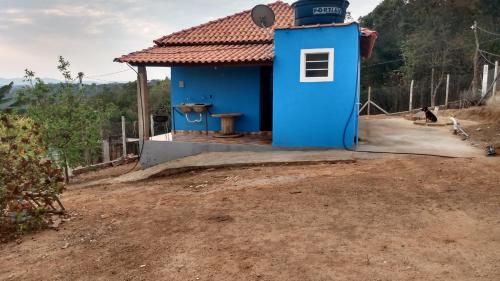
[115,1,378,65]
[360,28,378,59]
[115,44,273,66]
[154,1,293,46]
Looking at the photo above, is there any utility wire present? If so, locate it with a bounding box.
[83,77,117,83]
[362,46,461,69]
[363,37,500,69]
[476,26,500,37]
[479,49,500,58]
[479,50,496,65]
[86,69,132,79]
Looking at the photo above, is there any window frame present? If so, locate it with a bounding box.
[300,48,334,83]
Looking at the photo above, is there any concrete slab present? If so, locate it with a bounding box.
[110,150,380,184]
[83,116,481,186]
[358,117,482,158]
[140,140,275,168]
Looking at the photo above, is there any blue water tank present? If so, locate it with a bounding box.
[293,0,350,26]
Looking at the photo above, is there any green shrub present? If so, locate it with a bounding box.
[0,114,65,241]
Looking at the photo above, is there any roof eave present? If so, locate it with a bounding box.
[115,60,274,67]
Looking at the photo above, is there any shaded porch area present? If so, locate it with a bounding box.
[143,132,273,168]
[140,136,275,168]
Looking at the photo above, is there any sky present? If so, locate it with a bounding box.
[0,0,381,83]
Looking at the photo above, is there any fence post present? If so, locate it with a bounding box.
[430,68,435,107]
[445,74,450,108]
[367,86,372,116]
[494,61,498,98]
[150,114,155,138]
[482,64,489,98]
[102,138,111,163]
[409,80,414,112]
[121,116,127,157]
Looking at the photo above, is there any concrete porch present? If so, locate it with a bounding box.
[140,116,482,168]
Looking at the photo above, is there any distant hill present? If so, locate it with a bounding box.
[0,79,124,111]
[0,77,62,86]
[0,78,170,113]
[0,77,122,86]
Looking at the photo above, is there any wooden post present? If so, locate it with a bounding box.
[481,64,489,98]
[137,66,150,144]
[150,114,155,137]
[367,86,372,116]
[121,116,127,157]
[494,61,498,98]
[445,74,450,108]
[102,138,111,163]
[409,80,414,112]
[430,68,435,107]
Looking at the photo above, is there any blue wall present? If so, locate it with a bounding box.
[273,23,360,148]
[171,66,261,132]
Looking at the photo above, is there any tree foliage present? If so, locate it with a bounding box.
[360,0,500,97]
[0,82,14,110]
[0,114,65,241]
[91,79,171,124]
[17,57,116,181]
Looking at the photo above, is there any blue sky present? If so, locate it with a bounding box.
[0,0,381,82]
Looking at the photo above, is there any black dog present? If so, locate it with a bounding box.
[422,107,438,123]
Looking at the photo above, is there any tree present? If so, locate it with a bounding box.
[359,0,408,87]
[0,114,65,241]
[17,57,115,182]
[402,18,453,107]
[358,0,498,111]
[0,82,14,110]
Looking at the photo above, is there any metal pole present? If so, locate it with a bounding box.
[359,102,368,113]
[370,102,390,116]
[494,61,499,98]
[482,64,489,98]
[121,116,127,157]
[367,86,372,116]
[445,74,450,108]
[409,80,414,112]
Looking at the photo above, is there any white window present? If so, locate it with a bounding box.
[300,48,334,83]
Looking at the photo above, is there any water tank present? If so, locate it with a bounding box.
[293,0,350,26]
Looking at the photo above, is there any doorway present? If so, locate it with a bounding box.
[260,66,273,132]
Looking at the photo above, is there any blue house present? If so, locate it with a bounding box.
[116,1,377,162]
[274,23,363,148]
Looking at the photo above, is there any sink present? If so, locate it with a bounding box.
[176,104,193,113]
[175,103,212,113]
[192,103,212,113]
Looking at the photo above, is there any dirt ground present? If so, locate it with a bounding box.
[70,162,141,186]
[443,105,500,150]
[1,155,499,281]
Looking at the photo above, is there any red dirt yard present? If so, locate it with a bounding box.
[1,155,499,281]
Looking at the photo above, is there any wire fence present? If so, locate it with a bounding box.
[360,64,498,115]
